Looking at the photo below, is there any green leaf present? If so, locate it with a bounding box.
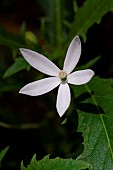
[67,0,113,42]
[0,147,9,161]
[21,154,91,170]
[25,31,38,45]
[73,77,113,169]
[76,56,100,70]
[3,57,30,78]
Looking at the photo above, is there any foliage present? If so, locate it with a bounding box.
[74,77,113,169]
[3,57,30,78]
[0,0,113,169]
[67,0,113,42]
[21,155,91,170]
[0,147,9,161]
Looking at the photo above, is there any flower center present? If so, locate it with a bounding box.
[59,70,67,81]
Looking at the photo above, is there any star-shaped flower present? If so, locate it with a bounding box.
[19,36,94,117]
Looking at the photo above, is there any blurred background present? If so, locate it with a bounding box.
[0,0,113,169]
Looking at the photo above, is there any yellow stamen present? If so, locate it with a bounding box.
[59,70,67,80]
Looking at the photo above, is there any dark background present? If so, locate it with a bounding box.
[0,0,113,169]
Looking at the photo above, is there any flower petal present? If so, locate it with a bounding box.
[19,77,61,96]
[63,36,81,74]
[56,83,71,117]
[67,69,94,85]
[19,48,60,76]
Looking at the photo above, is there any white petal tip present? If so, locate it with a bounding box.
[19,87,31,96]
[19,89,26,95]
[89,70,95,77]
[19,89,23,94]
[75,35,79,39]
[19,48,23,51]
[19,48,31,55]
[19,90,34,96]
[19,48,27,53]
[19,90,21,94]
[57,101,69,117]
[74,35,80,43]
[57,110,65,117]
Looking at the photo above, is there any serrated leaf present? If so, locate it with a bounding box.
[21,154,91,170]
[72,77,113,169]
[0,146,9,161]
[67,0,113,42]
[3,57,30,78]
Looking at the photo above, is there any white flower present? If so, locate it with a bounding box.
[19,36,94,117]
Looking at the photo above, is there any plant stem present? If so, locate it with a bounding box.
[55,0,63,48]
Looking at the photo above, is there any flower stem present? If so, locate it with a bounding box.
[55,0,63,48]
